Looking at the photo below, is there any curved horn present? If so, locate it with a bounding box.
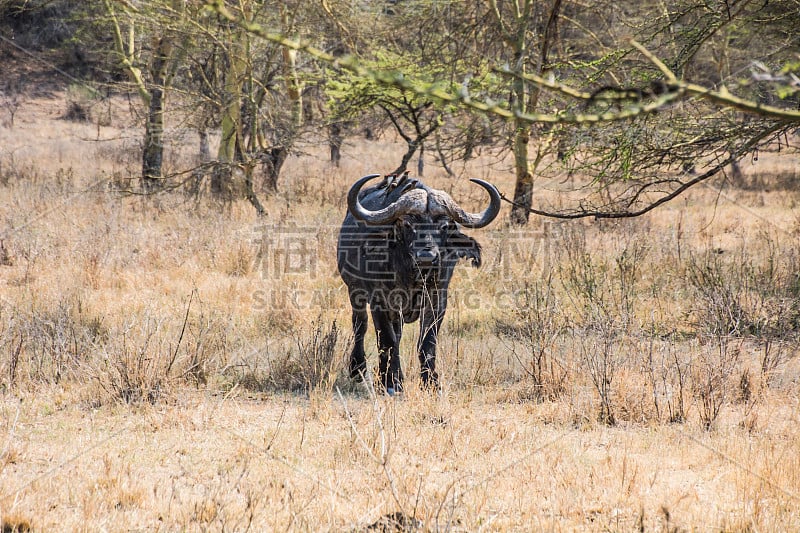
[347,173,425,225]
[446,179,502,229]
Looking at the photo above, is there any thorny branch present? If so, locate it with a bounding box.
[205,2,800,123]
[502,121,788,219]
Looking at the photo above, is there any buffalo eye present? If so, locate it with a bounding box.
[403,220,416,234]
[395,219,416,239]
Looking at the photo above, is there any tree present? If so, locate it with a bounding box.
[103,0,189,192]
[486,0,564,224]
[503,0,800,219]
[177,0,326,213]
[327,49,445,176]
[208,0,800,220]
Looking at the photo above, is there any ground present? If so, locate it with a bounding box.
[5,386,800,531]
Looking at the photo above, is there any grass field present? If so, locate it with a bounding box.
[1,93,800,531]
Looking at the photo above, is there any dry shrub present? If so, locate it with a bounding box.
[93,455,146,510]
[686,250,753,337]
[239,316,348,394]
[759,339,791,385]
[686,233,800,339]
[493,274,568,400]
[180,311,229,386]
[293,318,345,391]
[553,226,649,425]
[0,514,32,533]
[2,297,103,385]
[642,335,690,424]
[684,230,800,428]
[613,365,661,424]
[577,322,625,426]
[0,79,24,129]
[691,336,744,430]
[90,317,175,404]
[62,84,98,123]
[62,100,90,122]
[87,300,218,405]
[221,239,256,277]
[559,227,647,330]
[0,240,13,266]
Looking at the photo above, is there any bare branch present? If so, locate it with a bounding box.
[511,121,787,219]
[629,40,677,83]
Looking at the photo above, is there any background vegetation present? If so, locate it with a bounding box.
[1,0,800,530]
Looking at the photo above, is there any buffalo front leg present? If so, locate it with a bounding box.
[348,290,369,381]
[371,309,403,394]
[417,305,445,388]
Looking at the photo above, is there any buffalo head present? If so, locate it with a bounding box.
[349,173,500,271]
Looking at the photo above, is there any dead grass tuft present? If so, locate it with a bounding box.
[0,516,31,533]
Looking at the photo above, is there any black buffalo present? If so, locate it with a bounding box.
[337,173,501,394]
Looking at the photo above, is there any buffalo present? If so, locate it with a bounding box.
[337,173,501,394]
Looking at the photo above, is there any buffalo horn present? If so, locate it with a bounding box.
[347,174,426,225]
[438,179,502,228]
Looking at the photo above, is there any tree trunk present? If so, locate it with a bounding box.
[509,123,533,224]
[199,129,210,161]
[141,37,171,193]
[392,140,418,176]
[329,123,342,166]
[729,159,744,187]
[495,0,561,225]
[190,128,210,198]
[215,26,245,200]
[210,164,227,198]
[509,44,532,225]
[243,162,266,216]
[142,88,164,192]
[262,146,288,192]
[282,47,303,128]
[280,7,303,129]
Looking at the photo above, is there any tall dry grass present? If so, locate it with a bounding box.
[1,94,800,530]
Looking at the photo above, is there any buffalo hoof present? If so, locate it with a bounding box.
[385,387,405,400]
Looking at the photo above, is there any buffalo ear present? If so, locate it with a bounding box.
[463,245,482,268]
[451,234,482,268]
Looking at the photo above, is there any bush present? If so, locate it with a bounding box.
[494,274,567,401]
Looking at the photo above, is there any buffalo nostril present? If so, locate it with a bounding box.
[415,249,439,264]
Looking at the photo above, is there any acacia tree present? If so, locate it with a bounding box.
[320,0,460,177]
[211,7,261,209]
[209,0,799,220]
[100,0,324,212]
[179,0,319,213]
[327,49,445,176]
[103,0,192,192]
[373,1,512,176]
[506,0,800,219]
[486,0,564,224]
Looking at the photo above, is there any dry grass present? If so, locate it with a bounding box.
[1,93,800,530]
